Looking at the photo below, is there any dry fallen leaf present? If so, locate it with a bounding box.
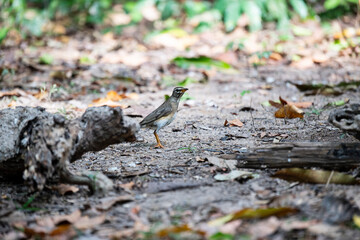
[156,224,205,238]
[269,52,282,61]
[33,90,48,101]
[89,90,137,108]
[195,156,206,162]
[312,53,329,64]
[290,57,314,69]
[224,119,244,127]
[119,181,136,191]
[215,51,238,65]
[249,217,281,239]
[269,97,305,119]
[208,207,298,226]
[53,184,79,195]
[272,168,358,185]
[289,101,313,109]
[96,195,134,211]
[74,215,106,230]
[0,89,28,99]
[52,210,82,225]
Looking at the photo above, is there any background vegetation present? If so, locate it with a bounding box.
[0,0,358,44]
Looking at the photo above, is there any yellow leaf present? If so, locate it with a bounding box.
[273,168,358,185]
[353,215,360,228]
[208,207,298,226]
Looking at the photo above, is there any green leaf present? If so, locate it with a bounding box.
[292,25,312,36]
[278,33,294,41]
[160,28,188,37]
[180,92,194,101]
[261,101,271,107]
[79,55,95,65]
[178,77,197,87]
[124,0,153,23]
[332,99,348,106]
[240,90,251,96]
[172,56,234,72]
[266,0,287,19]
[273,168,359,185]
[289,0,308,19]
[210,232,235,240]
[23,12,46,36]
[244,0,262,32]
[266,0,289,29]
[324,0,342,10]
[224,0,242,32]
[157,0,180,20]
[39,54,54,65]
[184,1,210,18]
[194,21,212,33]
[0,27,9,44]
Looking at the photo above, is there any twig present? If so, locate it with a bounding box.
[325,170,335,189]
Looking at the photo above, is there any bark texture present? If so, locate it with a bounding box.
[328,103,360,140]
[0,106,139,193]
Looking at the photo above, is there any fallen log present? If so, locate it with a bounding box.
[220,142,360,170]
[0,106,139,193]
[328,103,360,140]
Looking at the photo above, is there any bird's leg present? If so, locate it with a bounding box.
[153,130,164,148]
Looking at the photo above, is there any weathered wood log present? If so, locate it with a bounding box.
[0,106,139,193]
[220,142,360,170]
[329,103,360,140]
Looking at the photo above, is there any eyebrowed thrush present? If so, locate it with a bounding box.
[140,87,188,148]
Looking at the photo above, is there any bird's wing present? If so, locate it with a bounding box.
[140,101,173,126]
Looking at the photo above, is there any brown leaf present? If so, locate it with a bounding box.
[249,217,281,239]
[275,104,304,119]
[270,97,305,119]
[215,51,238,65]
[224,119,244,127]
[269,52,282,61]
[52,210,82,225]
[156,224,205,238]
[289,101,313,109]
[33,90,48,101]
[312,53,329,64]
[208,207,298,226]
[260,132,267,138]
[96,195,134,211]
[290,57,314,69]
[89,90,136,108]
[0,89,28,99]
[49,224,75,237]
[268,100,282,109]
[195,156,206,162]
[279,96,288,105]
[53,184,79,195]
[119,181,136,191]
[74,215,106,230]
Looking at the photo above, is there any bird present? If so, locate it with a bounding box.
[140,87,188,148]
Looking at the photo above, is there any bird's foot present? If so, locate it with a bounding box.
[154,143,165,149]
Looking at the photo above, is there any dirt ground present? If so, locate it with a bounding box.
[1,21,360,239]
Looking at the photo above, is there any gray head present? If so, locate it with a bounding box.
[171,87,188,99]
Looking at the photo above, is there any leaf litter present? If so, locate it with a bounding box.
[1,4,360,240]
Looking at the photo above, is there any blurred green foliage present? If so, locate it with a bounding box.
[0,0,358,43]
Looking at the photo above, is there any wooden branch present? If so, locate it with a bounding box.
[0,106,139,193]
[220,142,360,170]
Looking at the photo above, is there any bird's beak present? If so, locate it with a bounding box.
[181,88,188,93]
